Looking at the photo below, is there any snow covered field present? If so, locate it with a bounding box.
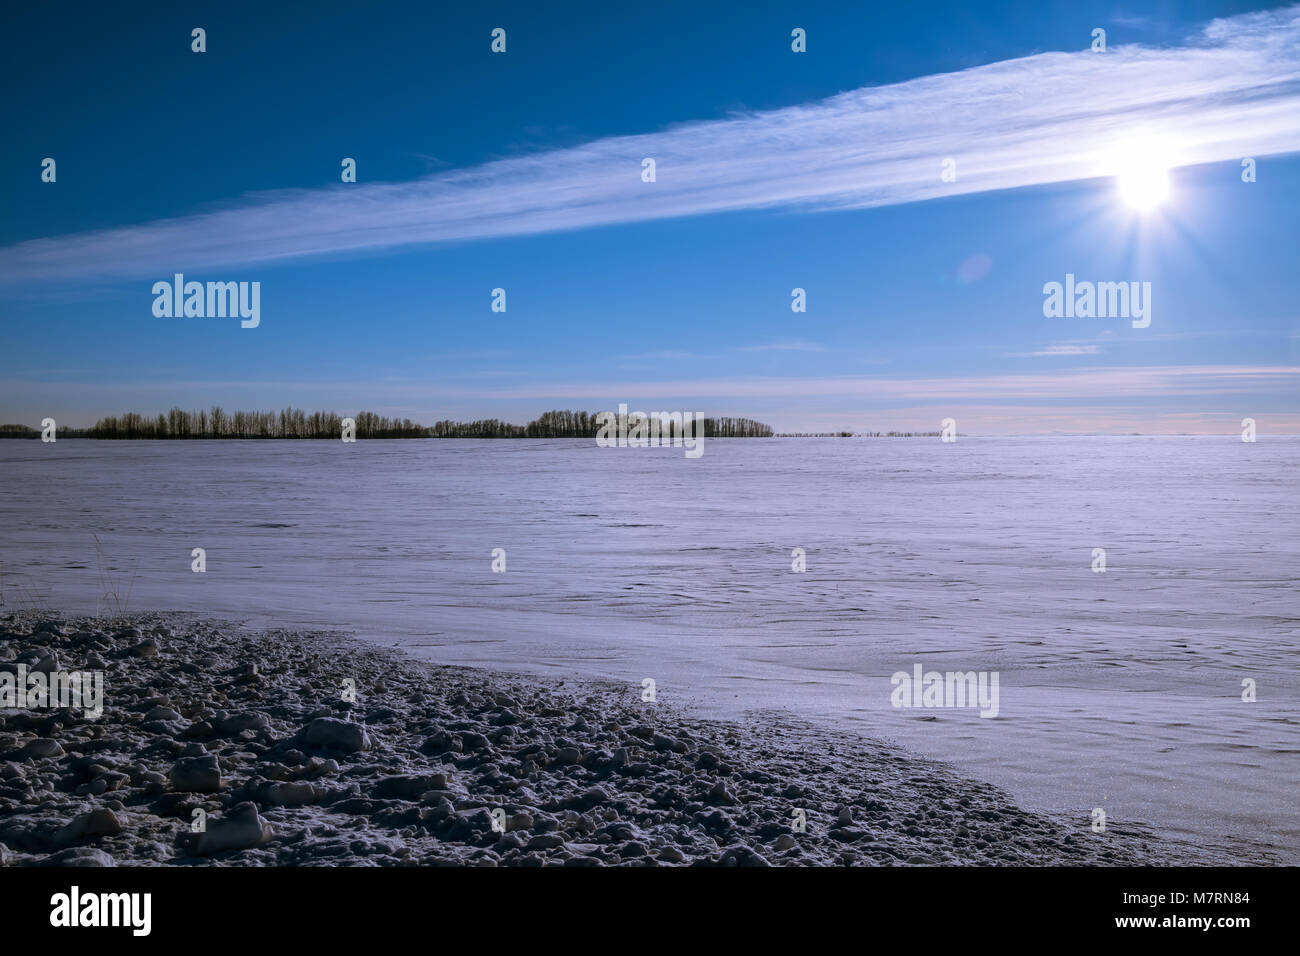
[2,436,1295,861]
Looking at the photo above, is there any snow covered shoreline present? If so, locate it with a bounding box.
[0,611,1262,867]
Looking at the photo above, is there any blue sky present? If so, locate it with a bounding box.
[1,0,1297,433]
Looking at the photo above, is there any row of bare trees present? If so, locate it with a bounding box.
[2,407,774,439]
[703,416,775,438]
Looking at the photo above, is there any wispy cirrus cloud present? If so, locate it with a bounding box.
[3,364,1294,403]
[621,350,705,361]
[2,6,1299,284]
[448,364,1300,401]
[736,340,826,353]
[1006,344,1101,357]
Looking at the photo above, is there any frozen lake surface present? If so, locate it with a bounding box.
[1,436,1296,860]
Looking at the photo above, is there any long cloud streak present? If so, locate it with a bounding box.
[5,365,1294,402]
[3,7,1299,283]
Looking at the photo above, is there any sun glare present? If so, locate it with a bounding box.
[1111,136,1174,212]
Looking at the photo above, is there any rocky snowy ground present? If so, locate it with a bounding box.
[0,612,1254,866]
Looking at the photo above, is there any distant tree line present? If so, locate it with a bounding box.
[0,408,775,439]
[432,411,774,439]
[697,416,774,438]
[429,418,529,438]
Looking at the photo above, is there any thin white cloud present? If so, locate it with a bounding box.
[2,6,1299,283]
[736,340,826,353]
[2,364,1294,403]
[621,350,704,360]
[1007,344,1101,357]
[442,365,1300,401]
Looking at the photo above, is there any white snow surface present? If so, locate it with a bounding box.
[1,436,1295,859]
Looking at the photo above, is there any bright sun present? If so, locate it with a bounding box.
[1112,136,1174,211]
